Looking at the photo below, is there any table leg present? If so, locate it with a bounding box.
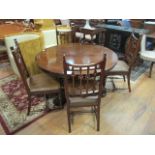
[53,78,66,107]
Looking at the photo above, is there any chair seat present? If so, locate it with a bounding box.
[140,51,155,62]
[75,32,96,40]
[110,60,129,72]
[27,73,60,93]
[69,96,98,107]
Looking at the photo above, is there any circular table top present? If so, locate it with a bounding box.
[36,43,118,77]
[0,23,25,40]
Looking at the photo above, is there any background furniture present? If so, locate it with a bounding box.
[33,19,57,48]
[63,54,106,132]
[56,26,72,45]
[144,21,155,33]
[12,45,61,115]
[5,33,41,75]
[0,23,25,40]
[96,23,149,55]
[72,26,105,45]
[0,23,26,62]
[130,19,144,28]
[79,27,105,44]
[106,34,141,92]
[40,28,57,48]
[18,34,44,75]
[33,19,56,30]
[70,19,105,27]
[0,43,7,62]
[56,19,72,45]
[140,33,155,77]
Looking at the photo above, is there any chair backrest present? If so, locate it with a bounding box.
[124,34,141,67]
[11,46,30,95]
[63,54,106,99]
[5,33,40,75]
[14,39,30,77]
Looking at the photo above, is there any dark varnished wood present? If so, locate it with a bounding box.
[36,43,118,77]
[12,40,62,115]
[106,34,141,92]
[63,54,107,132]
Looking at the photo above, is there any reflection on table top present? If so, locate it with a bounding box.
[36,43,118,77]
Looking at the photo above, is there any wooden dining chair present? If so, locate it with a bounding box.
[106,34,141,92]
[11,41,62,115]
[63,54,106,133]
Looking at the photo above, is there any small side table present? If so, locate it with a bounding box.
[79,27,106,44]
[56,27,72,45]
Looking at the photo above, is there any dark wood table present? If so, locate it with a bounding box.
[36,43,118,78]
[36,43,118,106]
[0,23,26,62]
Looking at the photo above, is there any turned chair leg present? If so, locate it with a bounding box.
[27,96,32,115]
[123,75,126,82]
[149,62,154,78]
[67,107,71,133]
[127,74,131,92]
[97,104,100,131]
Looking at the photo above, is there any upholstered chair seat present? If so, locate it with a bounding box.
[69,96,98,107]
[34,19,56,30]
[110,60,129,72]
[27,73,60,93]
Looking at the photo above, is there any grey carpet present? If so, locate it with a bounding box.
[131,61,150,81]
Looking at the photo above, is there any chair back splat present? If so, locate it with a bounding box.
[12,46,31,96]
[125,34,141,69]
[14,39,30,77]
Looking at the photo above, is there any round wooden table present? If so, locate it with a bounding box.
[0,23,25,40]
[36,43,118,78]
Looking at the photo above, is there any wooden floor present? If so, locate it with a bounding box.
[1,68,155,135]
